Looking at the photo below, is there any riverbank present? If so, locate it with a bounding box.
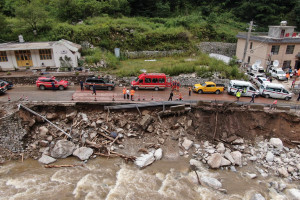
[0,102,300,199]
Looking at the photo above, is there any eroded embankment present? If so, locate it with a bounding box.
[0,103,299,161]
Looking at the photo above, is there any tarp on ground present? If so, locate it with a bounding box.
[209,53,232,64]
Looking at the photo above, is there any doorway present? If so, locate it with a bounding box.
[15,50,33,67]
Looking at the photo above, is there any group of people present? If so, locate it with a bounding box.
[235,89,256,103]
[122,87,135,101]
[171,81,181,91]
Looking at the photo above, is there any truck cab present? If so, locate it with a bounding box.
[193,82,224,94]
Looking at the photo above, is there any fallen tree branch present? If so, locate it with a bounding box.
[291,140,300,145]
[94,151,136,162]
[44,164,84,168]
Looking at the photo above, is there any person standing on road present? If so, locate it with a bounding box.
[168,90,173,101]
[126,89,130,100]
[80,80,84,91]
[286,73,290,82]
[122,86,126,99]
[236,90,241,102]
[92,84,96,95]
[189,87,192,96]
[269,76,273,83]
[179,92,182,101]
[291,79,296,89]
[250,93,256,103]
[177,81,180,91]
[130,89,135,101]
[51,81,56,91]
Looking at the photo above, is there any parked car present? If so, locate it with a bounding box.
[271,68,286,81]
[245,72,256,81]
[131,73,172,91]
[36,77,69,90]
[84,76,115,90]
[227,80,259,97]
[0,79,13,89]
[193,82,225,94]
[254,77,270,88]
[0,80,8,94]
[259,83,292,100]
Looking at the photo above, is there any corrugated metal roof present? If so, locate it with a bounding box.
[237,34,300,44]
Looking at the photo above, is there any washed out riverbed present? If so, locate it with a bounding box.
[0,102,300,199]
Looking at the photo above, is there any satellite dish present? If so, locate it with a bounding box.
[273,60,279,67]
[255,60,262,65]
[140,69,147,73]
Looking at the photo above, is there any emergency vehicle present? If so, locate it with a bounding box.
[36,77,69,90]
[259,83,292,100]
[131,73,172,90]
[227,80,259,97]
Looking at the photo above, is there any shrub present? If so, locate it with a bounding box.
[7,72,11,75]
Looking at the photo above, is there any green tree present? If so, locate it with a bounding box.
[15,0,48,33]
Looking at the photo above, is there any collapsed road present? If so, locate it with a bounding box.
[0,101,299,199]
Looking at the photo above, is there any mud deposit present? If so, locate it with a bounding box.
[0,103,299,199]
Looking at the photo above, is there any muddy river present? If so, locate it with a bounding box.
[0,157,297,200]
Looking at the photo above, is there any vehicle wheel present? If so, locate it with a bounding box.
[39,85,45,90]
[58,85,64,91]
[154,87,159,91]
[265,94,270,99]
[215,90,220,94]
[284,96,290,101]
[89,86,93,90]
[198,90,203,94]
[107,86,112,91]
[135,86,139,90]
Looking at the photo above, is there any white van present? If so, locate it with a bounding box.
[271,68,286,80]
[228,80,259,97]
[259,83,292,100]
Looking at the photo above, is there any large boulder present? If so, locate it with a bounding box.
[216,143,225,153]
[277,167,289,177]
[38,155,56,164]
[135,152,155,168]
[50,140,76,159]
[220,157,231,166]
[286,189,300,200]
[39,126,48,137]
[207,153,222,169]
[139,114,152,130]
[200,176,222,190]
[182,138,193,150]
[250,193,265,200]
[269,138,283,150]
[73,147,93,161]
[46,113,58,120]
[224,151,235,164]
[265,151,274,162]
[190,159,203,170]
[154,148,163,160]
[231,151,242,166]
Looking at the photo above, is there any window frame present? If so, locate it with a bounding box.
[0,51,8,62]
[286,45,295,54]
[271,45,280,55]
[39,49,52,60]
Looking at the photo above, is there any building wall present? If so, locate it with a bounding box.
[268,43,300,68]
[268,27,295,38]
[52,44,79,68]
[236,38,300,69]
[30,49,55,67]
[0,51,18,70]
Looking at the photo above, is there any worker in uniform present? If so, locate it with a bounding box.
[189,87,192,96]
[286,73,290,82]
[122,87,126,99]
[177,81,180,91]
[51,81,56,91]
[80,80,84,91]
[236,90,241,102]
[179,92,182,101]
[130,89,135,101]
[250,93,256,103]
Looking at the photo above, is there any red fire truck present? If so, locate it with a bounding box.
[131,73,172,90]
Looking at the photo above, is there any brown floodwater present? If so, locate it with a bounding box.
[1,156,297,200]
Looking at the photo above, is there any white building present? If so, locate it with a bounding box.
[0,39,81,71]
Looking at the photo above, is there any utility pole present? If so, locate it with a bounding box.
[242,21,253,67]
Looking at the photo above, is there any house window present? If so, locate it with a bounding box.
[250,42,253,49]
[0,51,8,62]
[39,49,52,60]
[286,45,295,54]
[271,45,280,55]
[247,56,251,63]
[283,60,291,69]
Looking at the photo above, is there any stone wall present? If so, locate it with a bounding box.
[197,42,237,57]
[124,50,185,59]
